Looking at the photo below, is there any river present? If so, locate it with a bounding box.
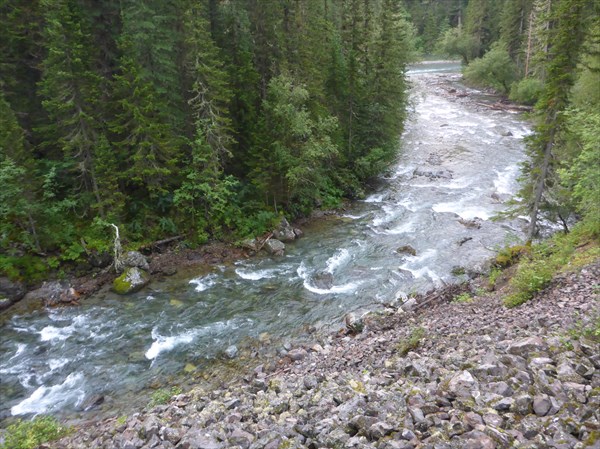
[0,61,530,424]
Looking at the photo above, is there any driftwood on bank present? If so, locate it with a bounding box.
[475,101,533,112]
[139,235,185,251]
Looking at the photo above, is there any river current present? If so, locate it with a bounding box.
[0,62,531,423]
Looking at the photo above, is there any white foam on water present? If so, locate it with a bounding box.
[494,165,519,195]
[372,204,397,227]
[8,343,27,361]
[303,281,360,295]
[325,248,351,274]
[399,265,441,283]
[297,261,360,295]
[189,273,217,292]
[48,358,69,371]
[383,220,415,235]
[235,268,278,281]
[432,199,491,220]
[11,372,85,416]
[342,213,367,220]
[39,325,74,342]
[364,193,386,203]
[145,329,197,360]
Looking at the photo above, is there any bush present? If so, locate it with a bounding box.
[509,77,544,105]
[504,258,554,307]
[452,292,473,303]
[463,44,517,94]
[396,327,425,355]
[0,416,70,449]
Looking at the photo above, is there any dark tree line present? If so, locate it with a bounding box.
[0,0,416,274]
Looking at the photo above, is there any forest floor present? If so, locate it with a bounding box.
[38,256,600,449]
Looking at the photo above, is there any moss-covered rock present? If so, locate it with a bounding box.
[113,267,150,295]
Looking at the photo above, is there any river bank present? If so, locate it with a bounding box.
[34,258,600,449]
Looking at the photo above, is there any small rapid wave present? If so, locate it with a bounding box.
[11,372,85,416]
[325,248,351,274]
[297,261,359,295]
[189,273,218,292]
[235,268,279,281]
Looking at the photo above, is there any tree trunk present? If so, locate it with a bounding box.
[527,118,556,240]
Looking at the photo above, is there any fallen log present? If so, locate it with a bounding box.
[139,235,185,251]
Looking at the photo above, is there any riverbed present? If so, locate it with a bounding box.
[0,61,531,423]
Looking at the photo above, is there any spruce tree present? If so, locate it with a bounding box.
[37,0,104,214]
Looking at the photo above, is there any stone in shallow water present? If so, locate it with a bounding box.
[113,267,151,295]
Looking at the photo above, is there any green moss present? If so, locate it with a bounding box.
[0,416,71,449]
[112,273,133,294]
[396,327,426,356]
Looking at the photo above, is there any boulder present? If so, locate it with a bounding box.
[273,218,296,243]
[123,251,150,271]
[311,271,334,290]
[23,281,80,307]
[264,239,285,256]
[508,337,547,357]
[446,370,478,398]
[0,277,26,304]
[113,267,150,295]
[241,238,259,252]
[397,245,417,256]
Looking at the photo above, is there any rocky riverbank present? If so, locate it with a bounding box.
[45,261,599,449]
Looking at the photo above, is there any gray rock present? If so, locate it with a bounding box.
[176,430,223,449]
[303,375,318,390]
[507,337,546,357]
[0,277,26,309]
[493,397,514,411]
[113,267,151,294]
[264,239,285,256]
[228,428,254,449]
[512,394,533,415]
[241,238,259,252]
[225,345,239,359]
[141,415,161,439]
[369,422,395,440]
[446,370,478,398]
[575,360,595,379]
[532,394,552,416]
[273,218,296,243]
[459,430,496,449]
[488,381,513,397]
[123,251,150,271]
[23,280,78,306]
[161,427,183,445]
[288,348,308,362]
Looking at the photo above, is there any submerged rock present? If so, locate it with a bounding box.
[397,245,417,256]
[113,267,150,294]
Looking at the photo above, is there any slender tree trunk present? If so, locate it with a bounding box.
[528,117,556,240]
[525,10,534,76]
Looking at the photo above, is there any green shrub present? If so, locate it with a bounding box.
[494,244,530,268]
[452,292,473,303]
[463,43,517,93]
[0,416,70,449]
[396,327,425,356]
[509,77,544,105]
[504,258,554,307]
[149,386,182,407]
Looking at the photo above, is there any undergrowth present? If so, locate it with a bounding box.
[503,225,599,308]
[148,386,182,408]
[0,416,70,449]
[396,327,425,355]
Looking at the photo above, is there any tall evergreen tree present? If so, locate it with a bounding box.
[522,0,590,239]
[37,0,104,213]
